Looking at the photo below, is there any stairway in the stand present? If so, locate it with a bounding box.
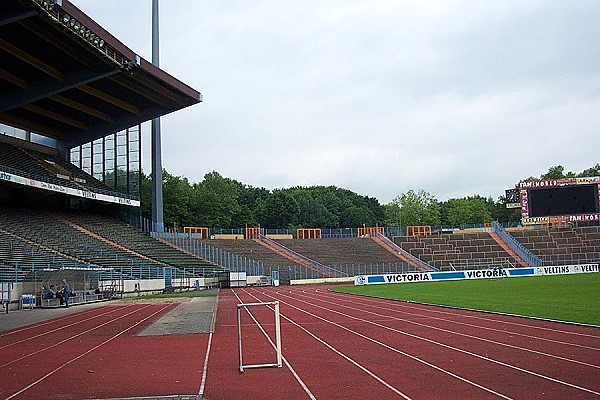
[489,232,529,267]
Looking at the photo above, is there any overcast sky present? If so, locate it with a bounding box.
[74,0,600,204]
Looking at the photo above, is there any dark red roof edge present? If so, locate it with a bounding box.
[59,0,202,101]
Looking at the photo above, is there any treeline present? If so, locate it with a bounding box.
[140,171,384,229]
[140,164,600,230]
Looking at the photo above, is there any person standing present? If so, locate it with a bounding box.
[62,279,70,308]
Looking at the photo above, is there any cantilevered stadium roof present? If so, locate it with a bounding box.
[0,0,202,150]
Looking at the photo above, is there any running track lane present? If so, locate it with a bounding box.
[203,288,319,400]
[205,286,600,400]
[290,287,600,399]
[240,287,510,400]
[0,304,210,400]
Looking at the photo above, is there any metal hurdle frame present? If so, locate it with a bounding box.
[237,301,282,373]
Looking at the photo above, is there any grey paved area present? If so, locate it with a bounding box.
[0,293,218,335]
[137,295,217,336]
[0,300,112,333]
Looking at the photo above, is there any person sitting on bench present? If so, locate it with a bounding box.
[43,285,57,300]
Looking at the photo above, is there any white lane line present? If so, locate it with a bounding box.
[232,290,317,400]
[0,304,154,368]
[0,304,136,350]
[277,289,600,398]
[5,304,171,400]
[198,332,213,397]
[0,306,107,338]
[198,289,219,397]
[332,293,600,351]
[306,291,600,369]
[242,289,412,400]
[328,291,600,340]
[255,288,513,400]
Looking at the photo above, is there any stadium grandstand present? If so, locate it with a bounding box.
[0,0,221,310]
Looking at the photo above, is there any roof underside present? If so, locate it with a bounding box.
[0,0,202,149]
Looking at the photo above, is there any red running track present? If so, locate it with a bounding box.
[203,285,600,400]
[2,286,600,399]
[0,303,209,400]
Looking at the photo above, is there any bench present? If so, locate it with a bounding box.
[41,298,61,308]
[40,293,107,308]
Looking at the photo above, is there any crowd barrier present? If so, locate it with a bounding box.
[355,263,599,286]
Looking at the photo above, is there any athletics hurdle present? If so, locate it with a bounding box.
[237,301,282,373]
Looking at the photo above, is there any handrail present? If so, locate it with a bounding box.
[491,221,543,267]
[374,232,438,271]
[259,235,349,278]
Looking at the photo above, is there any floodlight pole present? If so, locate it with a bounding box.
[151,0,164,232]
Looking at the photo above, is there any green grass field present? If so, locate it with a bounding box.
[331,273,600,326]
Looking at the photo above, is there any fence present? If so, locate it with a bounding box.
[541,252,600,267]
[444,258,517,271]
[259,235,349,278]
[281,262,420,281]
[152,232,422,280]
[152,232,265,276]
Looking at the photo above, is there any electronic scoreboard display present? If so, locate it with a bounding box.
[519,177,600,224]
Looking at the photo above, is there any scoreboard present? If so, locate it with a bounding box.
[518,177,600,225]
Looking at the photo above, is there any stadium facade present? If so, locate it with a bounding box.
[0,0,201,223]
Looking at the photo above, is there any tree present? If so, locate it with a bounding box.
[230,183,269,227]
[444,198,472,226]
[140,169,193,228]
[490,195,521,224]
[578,164,600,178]
[255,189,300,228]
[291,189,337,227]
[383,202,401,226]
[193,171,240,228]
[162,170,194,229]
[340,205,375,227]
[140,171,152,220]
[389,189,440,227]
[138,163,600,230]
[541,165,566,179]
[338,192,380,227]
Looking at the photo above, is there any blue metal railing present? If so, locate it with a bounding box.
[375,232,437,271]
[492,221,543,267]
